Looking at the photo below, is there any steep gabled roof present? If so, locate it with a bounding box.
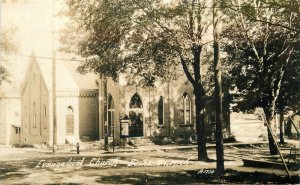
[22,53,99,93]
[58,59,99,91]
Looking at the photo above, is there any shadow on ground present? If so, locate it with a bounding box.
[96,170,299,184]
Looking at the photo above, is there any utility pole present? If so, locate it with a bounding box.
[52,51,57,153]
[51,0,57,153]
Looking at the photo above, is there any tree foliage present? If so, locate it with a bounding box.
[0,28,17,84]
[221,0,299,112]
[221,0,299,154]
[62,0,215,161]
[61,0,213,83]
[223,27,298,114]
[221,0,300,34]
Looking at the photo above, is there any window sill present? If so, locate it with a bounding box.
[179,124,193,127]
[157,125,166,129]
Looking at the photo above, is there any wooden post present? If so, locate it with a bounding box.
[51,0,57,153]
[260,109,291,179]
[52,51,57,153]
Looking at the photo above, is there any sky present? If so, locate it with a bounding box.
[1,0,66,90]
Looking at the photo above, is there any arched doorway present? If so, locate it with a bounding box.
[107,94,114,137]
[129,93,143,137]
[66,106,74,136]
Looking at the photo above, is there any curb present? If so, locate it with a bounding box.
[100,142,268,154]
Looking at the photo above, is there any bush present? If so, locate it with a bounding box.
[224,135,237,143]
[13,143,34,148]
[152,137,174,145]
[175,136,192,145]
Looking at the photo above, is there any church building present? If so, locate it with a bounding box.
[20,54,99,145]
[19,54,199,146]
[98,77,197,142]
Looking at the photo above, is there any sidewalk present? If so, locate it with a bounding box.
[0,141,267,162]
[2,138,298,154]
[0,141,269,155]
[1,139,297,161]
[107,141,268,154]
[99,138,299,154]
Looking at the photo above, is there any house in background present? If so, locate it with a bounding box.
[0,86,21,145]
[20,54,99,145]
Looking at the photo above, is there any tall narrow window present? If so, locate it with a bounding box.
[33,102,37,128]
[24,105,27,128]
[158,96,164,126]
[43,105,47,129]
[107,94,114,137]
[184,94,191,124]
[181,93,191,124]
[66,106,74,135]
[33,73,36,82]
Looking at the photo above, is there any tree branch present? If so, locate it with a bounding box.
[179,52,195,84]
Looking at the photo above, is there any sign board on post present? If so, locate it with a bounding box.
[120,118,130,137]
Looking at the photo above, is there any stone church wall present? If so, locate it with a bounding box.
[100,76,197,141]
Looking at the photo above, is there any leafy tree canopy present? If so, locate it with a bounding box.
[0,28,17,84]
[61,0,213,86]
[221,0,300,115]
[221,0,300,34]
[61,0,217,161]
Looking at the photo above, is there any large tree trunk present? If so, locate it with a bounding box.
[213,0,224,173]
[267,129,278,155]
[195,87,209,161]
[286,119,292,137]
[223,88,231,136]
[179,47,208,161]
[266,48,292,154]
[264,108,279,155]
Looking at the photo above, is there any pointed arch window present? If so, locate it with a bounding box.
[129,93,143,109]
[158,96,164,126]
[33,102,37,128]
[43,105,47,129]
[33,73,36,82]
[24,105,27,128]
[66,106,74,135]
[181,93,191,124]
[108,95,114,109]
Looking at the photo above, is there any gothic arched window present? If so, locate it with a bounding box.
[33,102,37,128]
[158,96,164,126]
[130,93,143,108]
[181,93,191,124]
[66,106,74,135]
[43,105,47,129]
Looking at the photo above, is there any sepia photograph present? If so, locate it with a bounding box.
[0,0,299,184]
